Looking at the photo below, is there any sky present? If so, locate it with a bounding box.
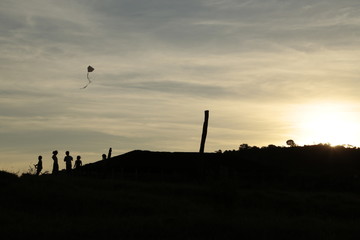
[1,0,360,173]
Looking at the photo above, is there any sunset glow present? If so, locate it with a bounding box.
[296,104,360,146]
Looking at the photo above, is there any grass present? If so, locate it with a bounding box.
[1,171,360,239]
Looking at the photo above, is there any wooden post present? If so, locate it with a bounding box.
[199,110,209,153]
[107,147,112,159]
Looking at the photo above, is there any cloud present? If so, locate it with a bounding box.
[103,80,232,98]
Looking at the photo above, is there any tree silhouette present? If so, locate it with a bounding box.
[286,139,296,147]
[239,143,250,150]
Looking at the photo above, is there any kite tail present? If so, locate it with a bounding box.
[80,83,90,89]
[81,73,92,89]
[87,73,92,83]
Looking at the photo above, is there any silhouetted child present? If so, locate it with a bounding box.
[35,155,43,176]
[52,150,59,175]
[74,155,82,169]
[64,151,73,172]
[102,154,107,160]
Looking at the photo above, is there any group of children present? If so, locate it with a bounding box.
[34,150,83,176]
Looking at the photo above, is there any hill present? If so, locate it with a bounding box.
[2,145,360,239]
[74,146,360,191]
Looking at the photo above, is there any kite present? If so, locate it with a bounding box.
[81,65,95,89]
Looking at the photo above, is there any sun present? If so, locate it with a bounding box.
[295,103,360,146]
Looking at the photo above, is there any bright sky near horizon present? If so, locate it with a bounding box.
[1,0,360,173]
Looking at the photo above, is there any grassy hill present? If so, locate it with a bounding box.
[2,146,360,239]
[78,147,360,190]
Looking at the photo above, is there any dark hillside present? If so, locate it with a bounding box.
[222,145,360,176]
[3,146,360,239]
[72,146,360,191]
[79,150,220,179]
[2,168,360,239]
